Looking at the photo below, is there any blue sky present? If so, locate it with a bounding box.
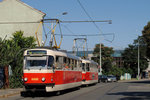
[22,0,150,51]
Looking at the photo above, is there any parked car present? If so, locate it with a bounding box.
[98,75,108,83]
[107,75,117,82]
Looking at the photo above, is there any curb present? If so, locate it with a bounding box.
[118,79,149,82]
[0,91,21,98]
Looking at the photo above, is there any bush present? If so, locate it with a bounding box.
[9,67,23,88]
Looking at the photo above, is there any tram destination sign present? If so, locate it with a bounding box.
[27,50,47,55]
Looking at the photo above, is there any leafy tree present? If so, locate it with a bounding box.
[0,38,16,88]
[0,31,36,88]
[93,44,114,75]
[0,39,14,67]
[122,36,148,77]
[142,22,150,59]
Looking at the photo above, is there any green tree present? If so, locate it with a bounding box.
[142,21,150,59]
[0,31,36,88]
[93,44,114,75]
[0,38,15,88]
[122,36,148,77]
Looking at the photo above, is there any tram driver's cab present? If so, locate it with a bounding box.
[24,50,54,70]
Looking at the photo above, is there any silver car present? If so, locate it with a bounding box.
[107,75,117,82]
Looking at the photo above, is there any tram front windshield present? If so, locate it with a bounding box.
[25,56,54,69]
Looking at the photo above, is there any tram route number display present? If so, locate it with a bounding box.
[27,50,47,55]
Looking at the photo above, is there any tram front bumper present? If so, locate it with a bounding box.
[24,83,55,92]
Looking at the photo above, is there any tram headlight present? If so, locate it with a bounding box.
[42,77,46,82]
[24,78,28,82]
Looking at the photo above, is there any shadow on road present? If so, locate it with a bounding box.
[20,87,80,98]
[108,92,150,100]
[20,84,97,98]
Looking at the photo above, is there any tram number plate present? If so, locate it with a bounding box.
[31,78,39,81]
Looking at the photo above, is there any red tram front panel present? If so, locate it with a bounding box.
[24,71,82,85]
[23,70,82,92]
[23,73,54,84]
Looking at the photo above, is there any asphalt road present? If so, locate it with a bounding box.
[2,80,150,100]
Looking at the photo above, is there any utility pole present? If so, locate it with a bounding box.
[99,43,102,75]
[72,38,87,58]
[138,36,140,80]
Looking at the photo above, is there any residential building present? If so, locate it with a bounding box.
[111,50,124,68]
[0,0,46,44]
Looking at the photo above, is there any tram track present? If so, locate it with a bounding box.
[3,82,121,100]
[68,82,120,100]
[69,83,114,100]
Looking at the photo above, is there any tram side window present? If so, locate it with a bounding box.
[79,61,82,68]
[64,57,69,69]
[96,65,98,72]
[55,56,63,69]
[75,60,77,67]
[92,64,97,72]
[90,63,93,71]
[71,59,74,70]
[74,60,77,70]
[86,63,90,71]
[64,57,67,63]
[77,60,81,70]
[48,56,54,68]
[68,58,71,68]
[82,63,85,71]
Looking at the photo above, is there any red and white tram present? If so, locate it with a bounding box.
[23,48,82,92]
[81,59,98,85]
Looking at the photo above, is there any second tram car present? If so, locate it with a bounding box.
[81,59,98,85]
[22,48,82,92]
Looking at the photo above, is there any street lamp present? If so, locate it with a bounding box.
[137,36,143,80]
[138,37,140,80]
[62,12,68,15]
[137,35,145,80]
[99,20,112,75]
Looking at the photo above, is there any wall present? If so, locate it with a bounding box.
[0,0,45,45]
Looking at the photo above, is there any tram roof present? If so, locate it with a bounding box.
[24,48,81,60]
[82,59,98,65]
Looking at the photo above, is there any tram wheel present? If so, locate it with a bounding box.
[77,86,81,90]
[56,91,61,96]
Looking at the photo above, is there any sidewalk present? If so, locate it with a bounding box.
[118,78,150,82]
[0,88,23,98]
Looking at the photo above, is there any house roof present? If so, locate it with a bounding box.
[18,0,46,16]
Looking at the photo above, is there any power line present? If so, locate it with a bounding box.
[55,33,114,37]
[43,19,112,23]
[77,0,103,33]
[77,0,114,43]
[60,20,112,23]
[0,20,112,24]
